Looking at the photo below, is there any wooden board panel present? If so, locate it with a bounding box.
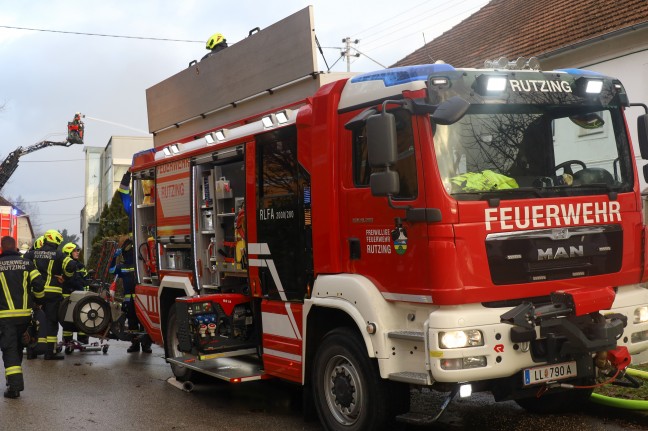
[146,6,321,147]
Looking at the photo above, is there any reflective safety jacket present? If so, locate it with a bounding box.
[23,242,73,301]
[62,257,88,296]
[450,170,519,192]
[0,250,44,321]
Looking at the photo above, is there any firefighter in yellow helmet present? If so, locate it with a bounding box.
[0,236,44,397]
[202,32,228,61]
[31,236,44,251]
[23,230,75,360]
[60,243,89,346]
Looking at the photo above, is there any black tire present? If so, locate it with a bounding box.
[73,295,111,335]
[58,298,71,325]
[165,305,194,382]
[515,386,593,413]
[312,328,407,431]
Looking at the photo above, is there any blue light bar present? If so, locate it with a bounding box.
[555,68,604,77]
[350,64,456,87]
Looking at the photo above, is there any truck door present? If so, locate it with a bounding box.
[341,109,431,301]
[251,125,313,301]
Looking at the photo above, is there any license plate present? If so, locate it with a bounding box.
[523,361,577,386]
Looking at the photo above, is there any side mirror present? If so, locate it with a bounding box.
[431,96,470,125]
[370,171,400,196]
[638,114,648,159]
[366,112,397,167]
[366,111,401,197]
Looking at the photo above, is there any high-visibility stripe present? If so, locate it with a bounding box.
[38,337,46,343]
[0,273,15,310]
[6,366,21,376]
[46,336,58,343]
[44,286,63,294]
[22,272,28,306]
[34,291,44,299]
[29,269,40,281]
[0,309,30,318]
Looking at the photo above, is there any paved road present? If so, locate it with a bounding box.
[3,339,647,431]
[4,340,320,431]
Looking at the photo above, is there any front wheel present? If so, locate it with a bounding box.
[312,328,407,431]
[165,305,194,382]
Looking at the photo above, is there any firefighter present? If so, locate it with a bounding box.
[201,32,228,61]
[61,243,89,345]
[25,234,46,359]
[67,112,84,145]
[23,229,73,360]
[112,238,151,353]
[0,235,44,398]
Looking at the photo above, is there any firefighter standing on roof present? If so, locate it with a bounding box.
[0,235,44,398]
[201,32,228,61]
[23,230,74,360]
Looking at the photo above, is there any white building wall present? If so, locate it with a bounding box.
[81,136,152,262]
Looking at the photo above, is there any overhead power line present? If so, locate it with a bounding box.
[0,24,202,43]
[18,195,84,204]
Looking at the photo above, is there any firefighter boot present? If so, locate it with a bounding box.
[139,334,152,353]
[4,388,20,399]
[44,343,64,360]
[127,342,140,353]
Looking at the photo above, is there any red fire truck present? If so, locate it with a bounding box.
[130,7,648,430]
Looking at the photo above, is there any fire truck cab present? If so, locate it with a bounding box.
[130,7,648,430]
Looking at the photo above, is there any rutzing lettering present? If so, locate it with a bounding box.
[509,79,572,93]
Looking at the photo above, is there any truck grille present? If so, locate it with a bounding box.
[486,225,622,285]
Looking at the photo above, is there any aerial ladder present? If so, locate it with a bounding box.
[0,113,85,191]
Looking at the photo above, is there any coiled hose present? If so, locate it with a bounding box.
[590,368,648,410]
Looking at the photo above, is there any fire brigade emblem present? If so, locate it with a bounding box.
[392,226,408,255]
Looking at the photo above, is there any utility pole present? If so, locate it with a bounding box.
[341,37,360,72]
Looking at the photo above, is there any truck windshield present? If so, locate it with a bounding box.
[432,105,634,199]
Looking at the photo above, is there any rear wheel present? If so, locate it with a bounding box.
[165,305,194,382]
[312,328,407,431]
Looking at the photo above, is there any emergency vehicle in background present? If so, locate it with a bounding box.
[129,7,648,430]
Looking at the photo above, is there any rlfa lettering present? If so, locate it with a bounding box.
[484,201,621,231]
[509,79,572,93]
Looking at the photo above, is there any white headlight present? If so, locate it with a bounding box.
[439,329,484,349]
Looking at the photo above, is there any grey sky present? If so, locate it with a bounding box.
[0,0,488,239]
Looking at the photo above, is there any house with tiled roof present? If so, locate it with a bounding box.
[393,0,648,183]
[393,0,648,70]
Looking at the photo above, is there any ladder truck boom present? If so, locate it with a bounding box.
[0,113,84,191]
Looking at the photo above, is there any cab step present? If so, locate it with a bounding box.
[167,351,266,382]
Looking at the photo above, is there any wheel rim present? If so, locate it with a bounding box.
[79,301,106,328]
[323,353,363,426]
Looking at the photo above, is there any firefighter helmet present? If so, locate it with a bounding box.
[62,242,79,256]
[206,33,226,50]
[44,229,63,246]
[34,236,44,249]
